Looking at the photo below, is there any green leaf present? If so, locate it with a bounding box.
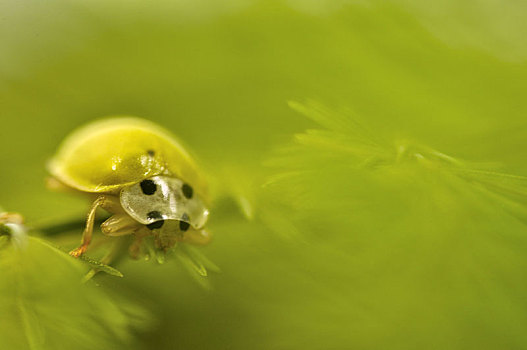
[77,254,124,278]
[0,235,151,350]
[259,102,527,349]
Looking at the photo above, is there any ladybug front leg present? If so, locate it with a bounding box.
[69,195,121,258]
[100,213,142,237]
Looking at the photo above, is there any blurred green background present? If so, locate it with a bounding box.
[2,1,527,349]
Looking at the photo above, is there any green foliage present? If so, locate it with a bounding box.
[261,101,527,349]
[0,235,151,350]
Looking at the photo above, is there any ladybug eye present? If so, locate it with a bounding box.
[146,210,164,230]
[182,183,193,199]
[179,221,190,232]
[147,221,164,230]
[140,179,157,195]
[180,213,190,231]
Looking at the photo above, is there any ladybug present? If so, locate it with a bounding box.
[48,117,211,258]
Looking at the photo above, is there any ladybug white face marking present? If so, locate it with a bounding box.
[120,176,209,229]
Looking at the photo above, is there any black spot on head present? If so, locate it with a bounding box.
[146,211,164,230]
[147,149,155,157]
[147,210,163,220]
[182,183,193,199]
[140,179,157,195]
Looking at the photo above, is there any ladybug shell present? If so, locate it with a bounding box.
[48,117,208,201]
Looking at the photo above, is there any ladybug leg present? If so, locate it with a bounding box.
[69,195,120,258]
[100,214,141,237]
[101,214,144,259]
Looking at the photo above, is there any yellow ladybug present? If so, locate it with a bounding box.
[48,117,211,258]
